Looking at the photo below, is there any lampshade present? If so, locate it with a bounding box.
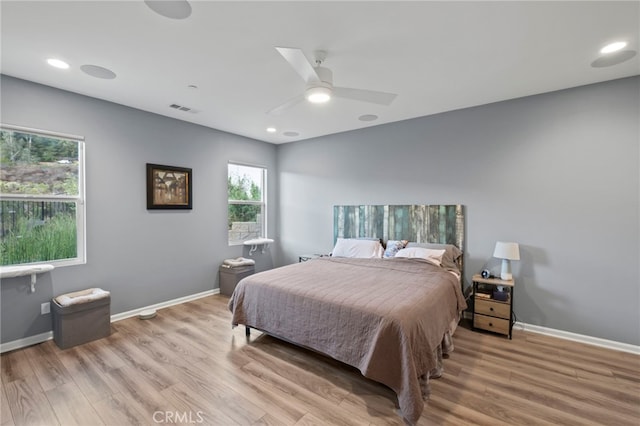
[493,242,520,260]
[493,241,520,281]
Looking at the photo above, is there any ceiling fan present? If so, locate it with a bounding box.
[267,47,398,115]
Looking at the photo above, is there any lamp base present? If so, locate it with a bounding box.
[500,259,513,281]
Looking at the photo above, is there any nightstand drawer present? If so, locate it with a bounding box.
[473,314,510,335]
[475,299,510,319]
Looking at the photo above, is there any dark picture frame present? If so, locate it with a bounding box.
[146,163,192,210]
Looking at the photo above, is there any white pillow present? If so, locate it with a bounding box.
[332,238,384,258]
[394,247,445,266]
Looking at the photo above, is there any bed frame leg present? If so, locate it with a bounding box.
[245,326,250,336]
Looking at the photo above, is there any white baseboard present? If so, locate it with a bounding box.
[0,331,53,353]
[110,288,218,322]
[514,321,640,355]
[0,288,219,354]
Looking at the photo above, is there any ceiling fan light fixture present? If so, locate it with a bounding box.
[305,86,332,103]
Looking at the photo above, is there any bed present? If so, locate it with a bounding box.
[228,204,466,424]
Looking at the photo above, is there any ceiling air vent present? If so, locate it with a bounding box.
[169,103,198,113]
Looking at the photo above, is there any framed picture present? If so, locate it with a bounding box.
[146,163,192,209]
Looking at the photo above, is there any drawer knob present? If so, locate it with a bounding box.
[489,322,493,327]
[489,307,494,312]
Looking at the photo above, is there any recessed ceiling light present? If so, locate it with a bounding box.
[358,114,378,122]
[47,58,69,69]
[144,0,192,20]
[80,64,116,79]
[283,131,299,137]
[600,41,627,54]
[266,127,277,133]
[187,84,198,90]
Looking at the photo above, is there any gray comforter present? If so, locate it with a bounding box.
[228,257,467,424]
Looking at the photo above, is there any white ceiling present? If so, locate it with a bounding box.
[1,1,638,144]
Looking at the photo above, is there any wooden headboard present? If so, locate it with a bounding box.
[333,204,465,250]
[333,204,466,290]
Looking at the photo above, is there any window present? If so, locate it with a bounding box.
[228,163,266,245]
[0,125,85,266]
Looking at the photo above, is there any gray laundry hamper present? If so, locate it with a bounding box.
[219,264,254,296]
[52,288,111,349]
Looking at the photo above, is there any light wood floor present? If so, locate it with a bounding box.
[2,295,639,425]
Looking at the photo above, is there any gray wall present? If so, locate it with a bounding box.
[1,75,278,344]
[277,76,639,346]
[2,75,638,347]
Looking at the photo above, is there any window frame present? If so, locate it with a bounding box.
[227,162,267,246]
[0,124,86,267]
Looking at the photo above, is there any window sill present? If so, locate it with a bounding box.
[0,264,55,293]
[244,238,274,255]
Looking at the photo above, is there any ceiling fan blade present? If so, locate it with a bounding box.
[333,87,397,105]
[266,94,305,115]
[275,47,321,84]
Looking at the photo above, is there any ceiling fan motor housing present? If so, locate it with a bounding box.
[305,85,332,103]
[314,66,333,85]
[305,66,333,102]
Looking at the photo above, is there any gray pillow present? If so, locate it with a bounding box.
[406,242,462,271]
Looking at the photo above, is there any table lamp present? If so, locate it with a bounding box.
[493,241,520,281]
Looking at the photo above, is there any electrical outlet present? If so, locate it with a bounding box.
[41,302,50,315]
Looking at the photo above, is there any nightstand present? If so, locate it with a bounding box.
[472,274,514,339]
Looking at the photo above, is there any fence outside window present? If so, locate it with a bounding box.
[0,200,75,237]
